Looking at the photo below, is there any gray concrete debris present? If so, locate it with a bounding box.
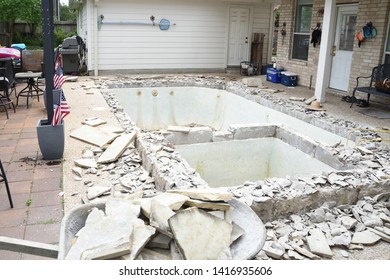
[351,230,381,245]
[75,158,98,169]
[306,229,334,258]
[87,186,111,200]
[262,241,285,259]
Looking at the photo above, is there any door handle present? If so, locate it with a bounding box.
[331,45,336,56]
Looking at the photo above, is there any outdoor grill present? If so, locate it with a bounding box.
[59,35,86,75]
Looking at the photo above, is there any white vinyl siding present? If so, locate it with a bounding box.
[85,0,274,72]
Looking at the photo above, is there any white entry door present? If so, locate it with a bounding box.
[228,7,250,66]
[329,5,358,91]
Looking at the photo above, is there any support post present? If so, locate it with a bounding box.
[41,0,55,123]
[314,0,336,103]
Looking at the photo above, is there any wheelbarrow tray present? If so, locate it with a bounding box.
[58,198,266,260]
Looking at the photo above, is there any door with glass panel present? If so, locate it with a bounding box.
[329,5,358,91]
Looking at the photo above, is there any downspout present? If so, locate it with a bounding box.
[94,0,99,76]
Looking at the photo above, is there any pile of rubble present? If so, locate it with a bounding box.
[64,190,263,260]
[257,192,390,260]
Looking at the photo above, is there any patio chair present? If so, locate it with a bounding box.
[0,159,13,208]
[15,50,44,107]
[0,58,16,119]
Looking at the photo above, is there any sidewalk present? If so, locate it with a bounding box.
[0,90,63,260]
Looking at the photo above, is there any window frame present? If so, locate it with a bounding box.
[383,13,390,64]
[291,0,313,61]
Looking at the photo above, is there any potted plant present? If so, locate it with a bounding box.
[36,0,65,160]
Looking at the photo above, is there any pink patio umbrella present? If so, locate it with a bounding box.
[0,48,21,59]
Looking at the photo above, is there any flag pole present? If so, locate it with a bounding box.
[41,0,55,124]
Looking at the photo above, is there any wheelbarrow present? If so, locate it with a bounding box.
[0,199,266,260]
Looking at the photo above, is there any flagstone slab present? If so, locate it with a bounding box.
[97,132,136,163]
[306,229,333,258]
[82,117,107,127]
[65,207,134,259]
[167,188,233,202]
[70,125,118,147]
[140,193,189,218]
[168,207,233,260]
[149,200,175,237]
[184,199,231,211]
[129,219,156,260]
[74,158,98,169]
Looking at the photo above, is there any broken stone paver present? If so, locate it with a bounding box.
[341,216,358,230]
[289,242,320,260]
[168,207,233,260]
[306,229,333,258]
[149,200,175,236]
[351,230,381,245]
[66,205,135,259]
[87,186,111,200]
[167,188,233,202]
[70,125,119,147]
[98,132,137,163]
[82,117,107,127]
[75,158,98,169]
[367,228,390,243]
[184,199,231,211]
[128,219,156,260]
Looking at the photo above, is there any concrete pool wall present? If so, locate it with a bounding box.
[100,76,390,222]
[113,87,354,148]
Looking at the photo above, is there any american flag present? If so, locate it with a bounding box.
[52,89,70,126]
[53,54,65,90]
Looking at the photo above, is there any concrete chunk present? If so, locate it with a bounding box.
[351,230,381,245]
[306,229,333,258]
[290,242,321,260]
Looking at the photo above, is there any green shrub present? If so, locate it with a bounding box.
[54,28,76,48]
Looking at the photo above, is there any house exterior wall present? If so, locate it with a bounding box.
[78,0,277,73]
[276,0,390,100]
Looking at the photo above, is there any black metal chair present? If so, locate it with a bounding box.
[0,58,16,119]
[0,160,13,208]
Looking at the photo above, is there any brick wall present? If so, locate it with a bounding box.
[276,0,390,101]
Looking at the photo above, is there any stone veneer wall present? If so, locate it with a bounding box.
[276,0,390,103]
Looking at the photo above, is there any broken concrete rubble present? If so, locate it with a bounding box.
[63,193,264,260]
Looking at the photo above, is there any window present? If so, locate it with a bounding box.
[384,15,390,64]
[292,0,313,60]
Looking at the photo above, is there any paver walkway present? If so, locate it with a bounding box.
[0,87,63,260]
